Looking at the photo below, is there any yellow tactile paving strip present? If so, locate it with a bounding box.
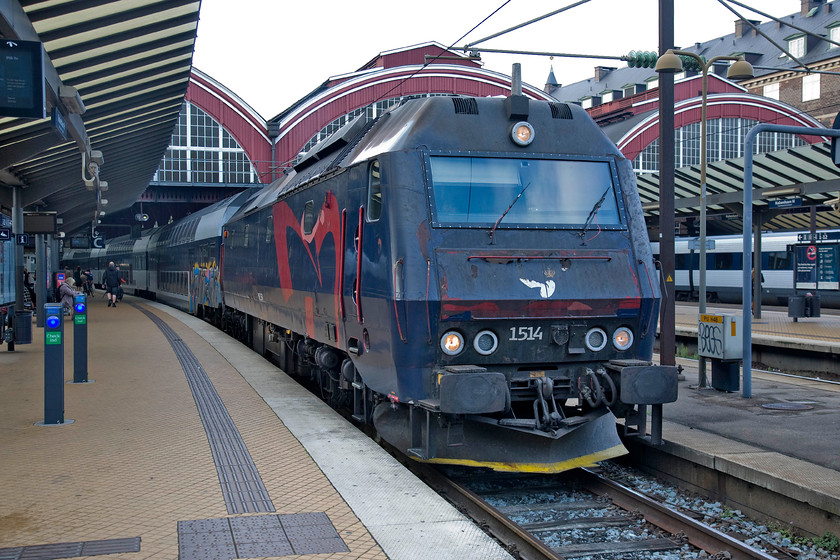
[0,295,386,560]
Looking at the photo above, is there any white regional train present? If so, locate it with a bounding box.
[651,230,840,308]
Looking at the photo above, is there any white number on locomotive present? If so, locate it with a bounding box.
[509,326,543,341]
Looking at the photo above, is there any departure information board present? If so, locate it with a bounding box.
[0,40,45,119]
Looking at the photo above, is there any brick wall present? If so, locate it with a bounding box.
[745,59,840,127]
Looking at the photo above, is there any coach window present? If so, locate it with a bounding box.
[367,160,382,222]
[303,201,315,234]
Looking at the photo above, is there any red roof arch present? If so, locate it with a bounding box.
[614,84,825,162]
[186,69,273,182]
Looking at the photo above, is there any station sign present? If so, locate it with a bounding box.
[794,243,840,290]
[688,238,715,251]
[797,231,840,242]
[768,196,801,209]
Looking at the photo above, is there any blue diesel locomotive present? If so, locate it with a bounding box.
[65,90,678,473]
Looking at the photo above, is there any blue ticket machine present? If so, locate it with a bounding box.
[43,303,65,424]
[73,294,88,383]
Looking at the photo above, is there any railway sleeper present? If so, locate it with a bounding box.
[552,537,683,557]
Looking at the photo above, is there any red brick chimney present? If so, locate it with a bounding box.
[802,0,825,15]
[594,66,614,83]
[735,19,761,38]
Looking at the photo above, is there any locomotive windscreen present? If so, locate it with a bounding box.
[429,156,621,228]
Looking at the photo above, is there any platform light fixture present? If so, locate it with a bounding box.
[59,85,85,115]
[656,49,754,387]
[762,186,801,198]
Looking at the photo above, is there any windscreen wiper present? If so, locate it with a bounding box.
[489,182,531,244]
[579,186,611,242]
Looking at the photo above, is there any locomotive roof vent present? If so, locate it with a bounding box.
[549,103,573,120]
[452,97,479,115]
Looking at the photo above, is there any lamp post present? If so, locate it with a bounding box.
[655,50,753,387]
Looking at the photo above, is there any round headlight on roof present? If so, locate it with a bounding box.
[511,121,534,146]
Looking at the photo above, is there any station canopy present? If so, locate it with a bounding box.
[0,0,200,236]
[637,140,840,236]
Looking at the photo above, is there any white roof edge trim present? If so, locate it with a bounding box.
[191,67,267,124]
[190,80,270,142]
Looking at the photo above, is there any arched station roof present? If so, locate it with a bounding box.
[185,69,272,182]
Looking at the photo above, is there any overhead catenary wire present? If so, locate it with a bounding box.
[463,0,592,49]
[722,0,840,51]
[716,0,809,70]
[370,0,512,105]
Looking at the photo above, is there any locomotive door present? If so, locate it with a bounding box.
[342,206,364,324]
[341,161,382,352]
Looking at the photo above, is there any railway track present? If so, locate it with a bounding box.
[408,462,781,560]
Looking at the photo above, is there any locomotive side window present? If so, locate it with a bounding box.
[367,160,382,222]
[303,200,315,234]
[428,156,622,228]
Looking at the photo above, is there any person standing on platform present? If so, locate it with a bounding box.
[59,276,76,316]
[103,261,121,308]
[22,267,36,310]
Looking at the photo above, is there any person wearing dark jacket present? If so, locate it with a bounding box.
[103,261,121,308]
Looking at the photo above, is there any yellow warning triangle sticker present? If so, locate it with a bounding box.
[666,275,673,282]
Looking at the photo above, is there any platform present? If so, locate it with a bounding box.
[673,301,840,353]
[648,302,840,535]
[1,296,839,559]
[0,295,513,560]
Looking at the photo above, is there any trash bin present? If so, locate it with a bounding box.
[14,310,32,344]
[805,293,821,318]
[711,359,739,392]
[787,296,805,318]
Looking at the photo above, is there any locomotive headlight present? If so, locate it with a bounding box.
[510,121,535,146]
[584,327,608,352]
[441,331,465,356]
[612,327,634,351]
[473,330,498,355]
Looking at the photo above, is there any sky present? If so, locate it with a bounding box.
[191,0,800,119]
